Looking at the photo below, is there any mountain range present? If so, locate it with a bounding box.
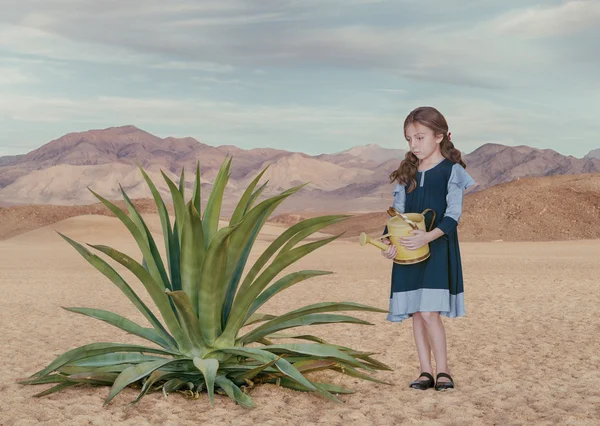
[1,125,599,214]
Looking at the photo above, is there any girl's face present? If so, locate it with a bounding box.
[405,122,443,162]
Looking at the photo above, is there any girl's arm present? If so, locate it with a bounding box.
[432,164,475,239]
[403,164,475,248]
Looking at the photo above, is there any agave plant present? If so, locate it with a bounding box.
[22,157,391,408]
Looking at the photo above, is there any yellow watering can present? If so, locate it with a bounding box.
[359,207,436,265]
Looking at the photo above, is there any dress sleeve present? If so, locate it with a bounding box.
[383,183,406,236]
[392,183,406,214]
[436,164,475,236]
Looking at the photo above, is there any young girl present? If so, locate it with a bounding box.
[381,106,474,391]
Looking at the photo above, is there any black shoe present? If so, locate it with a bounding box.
[409,372,435,390]
[435,372,455,391]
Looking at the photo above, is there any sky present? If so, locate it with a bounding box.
[0,0,599,158]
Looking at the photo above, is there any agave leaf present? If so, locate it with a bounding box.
[192,161,201,215]
[235,215,348,300]
[180,201,205,314]
[240,313,372,344]
[332,364,392,385]
[119,185,172,291]
[338,351,392,371]
[35,343,178,380]
[166,291,205,350]
[20,374,68,385]
[222,212,266,328]
[229,165,269,226]
[213,347,315,391]
[197,224,238,346]
[268,378,344,403]
[245,270,332,321]
[229,358,278,382]
[357,356,393,371]
[260,343,367,370]
[160,170,187,248]
[242,313,277,328]
[202,157,231,246]
[291,359,337,373]
[105,359,180,405]
[314,382,354,395]
[67,372,120,384]
[240,302,385,344]
[68,353,169,368]
[138,167,181,291]
[222,190,297,328]
[265,333,328,344]
[278,217,349,256]
[246,181,268,212]
[163,378,194,395]
[88,188,170,292]
[58,233,176,349]
[215,376,254,408]
[59,364,134,375]
[178,167,185,197]
[63,307,171,349]
[134,369,179,403]
[89,244,191,353]
[223,234,343,340]
[33,382,77,397]
[192,357,219,405]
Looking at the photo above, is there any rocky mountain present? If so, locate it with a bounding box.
[0,125,599,210]
[585,148,600,160]
[464,144,600,190]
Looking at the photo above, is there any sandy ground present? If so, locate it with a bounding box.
[1,214,599,425]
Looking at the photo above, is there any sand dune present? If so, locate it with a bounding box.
[1,215,599,425]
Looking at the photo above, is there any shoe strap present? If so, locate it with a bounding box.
[436,372,453,381]
[419,372,434,381]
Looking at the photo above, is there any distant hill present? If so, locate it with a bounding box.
[3,172,600,242]
[305,172,600,242]
[1,125,599,209]
[585,148,600,159]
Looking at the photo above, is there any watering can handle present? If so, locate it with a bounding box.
[421,209,437,232]
[387,207,418,230]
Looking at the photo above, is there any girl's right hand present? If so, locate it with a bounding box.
[381,238,397,260]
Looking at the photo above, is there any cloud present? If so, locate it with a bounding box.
[0,0,598,158]
[0,0,568,89]
[0,67,38,85]
[3,92,596,157]
[151,61,234,73]
[494,1,600,38]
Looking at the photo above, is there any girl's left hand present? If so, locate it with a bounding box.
[399,230,430,250]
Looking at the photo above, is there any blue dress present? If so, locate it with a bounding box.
[385,158,475,322]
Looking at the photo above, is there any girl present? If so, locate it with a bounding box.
[381,106,474,391]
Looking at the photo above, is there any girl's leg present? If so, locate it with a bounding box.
[419,312,451,383]
[412,312,433,379]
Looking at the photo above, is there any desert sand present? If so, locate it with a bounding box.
[1,214,599,425]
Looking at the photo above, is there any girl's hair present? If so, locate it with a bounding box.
[390,106,466,193]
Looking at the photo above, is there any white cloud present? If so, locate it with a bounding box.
[0,67,37,85]
[164,12,296,27]
[0,24,235,72]
[1,1,594,89]
[494,1,600,38]
[151,61,234,73]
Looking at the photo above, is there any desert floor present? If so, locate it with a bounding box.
[1,215,599,425]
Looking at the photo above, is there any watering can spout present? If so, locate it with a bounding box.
[358,232,390,251]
